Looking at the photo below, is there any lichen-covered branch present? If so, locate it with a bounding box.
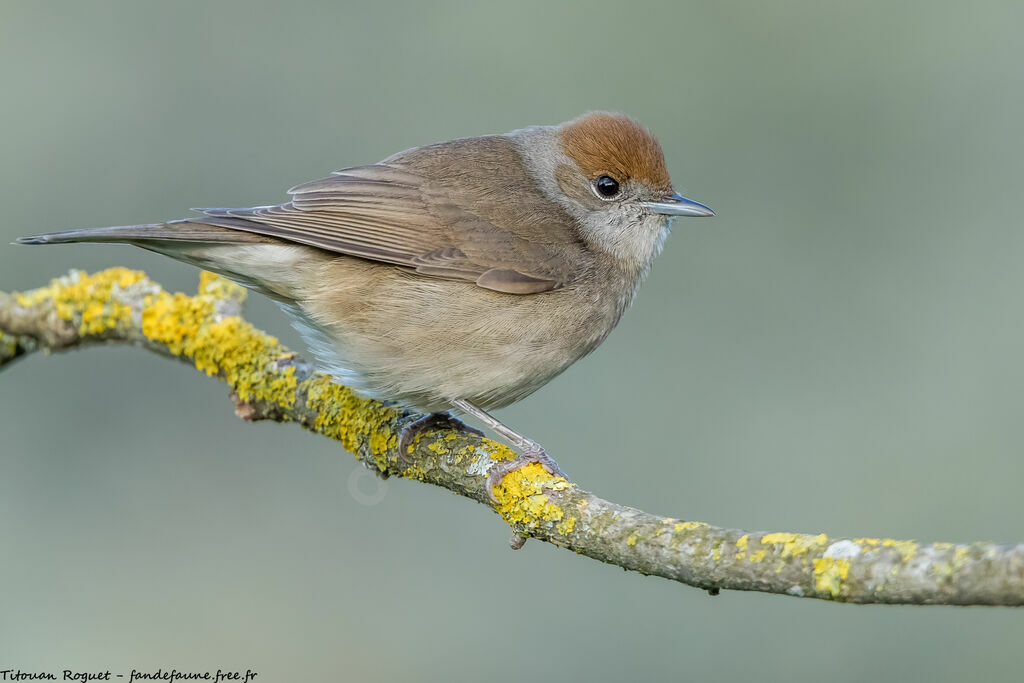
[3,268,1023,606]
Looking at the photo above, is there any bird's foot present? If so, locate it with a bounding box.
[486,442,567,503]
[398,412,483,463]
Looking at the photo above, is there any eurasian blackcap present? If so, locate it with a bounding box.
[20,112,714,495]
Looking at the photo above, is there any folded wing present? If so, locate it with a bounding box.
[194,164,572,294]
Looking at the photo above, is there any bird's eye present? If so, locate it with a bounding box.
[594,175,620,198]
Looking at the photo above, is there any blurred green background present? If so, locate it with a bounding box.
[3,1,1024,680]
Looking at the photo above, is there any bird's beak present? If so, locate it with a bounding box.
[644,193,715,217]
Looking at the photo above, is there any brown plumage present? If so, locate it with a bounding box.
[19,112,713,491]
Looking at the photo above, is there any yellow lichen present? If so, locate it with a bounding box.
[14,268,304,415]
[480,438,517,462]
[627,535,638,546]
[480,437,577,530]
[814,557,851,597]
[674,521,707,532]
[16,268,147,335]
[760,532,828,559]
[140,282,298,410]
[303,375,398,468]
[930,543,966,579]
[492,462,570,530]
[426,439,449,455]
[401,462,426,481]
[881,538,918,564]
[735,534,749,560]
[198,270,246,301]
[556,516,577,535]
[854,537,881,548]
[141,291,214,355]
[749,549,767,563]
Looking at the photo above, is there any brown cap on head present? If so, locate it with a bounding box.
[558,112,673,195]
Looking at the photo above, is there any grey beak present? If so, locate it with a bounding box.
[644,193,715,217]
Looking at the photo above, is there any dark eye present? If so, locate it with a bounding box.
[594,175,620,198]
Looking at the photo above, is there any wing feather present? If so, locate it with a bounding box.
[192,156,575,293]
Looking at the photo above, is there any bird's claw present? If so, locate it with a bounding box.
[397,412,483,463]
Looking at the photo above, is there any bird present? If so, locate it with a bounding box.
[19,111,714,497]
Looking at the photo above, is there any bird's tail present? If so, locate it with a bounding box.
[16,219,276,246]
[17,220,308,301]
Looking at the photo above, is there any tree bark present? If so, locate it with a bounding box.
[3,268,1022,606]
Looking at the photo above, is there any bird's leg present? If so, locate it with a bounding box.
[398,412,483,463]
[451,399,567,502]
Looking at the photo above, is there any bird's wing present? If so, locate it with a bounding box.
[193,163,576,294]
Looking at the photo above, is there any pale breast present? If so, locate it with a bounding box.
[295,255,632,412]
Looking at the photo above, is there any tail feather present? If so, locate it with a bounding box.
[16,219,279,246]
[17,219,308,301]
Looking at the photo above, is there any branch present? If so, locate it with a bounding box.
[3,268,1023,606]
